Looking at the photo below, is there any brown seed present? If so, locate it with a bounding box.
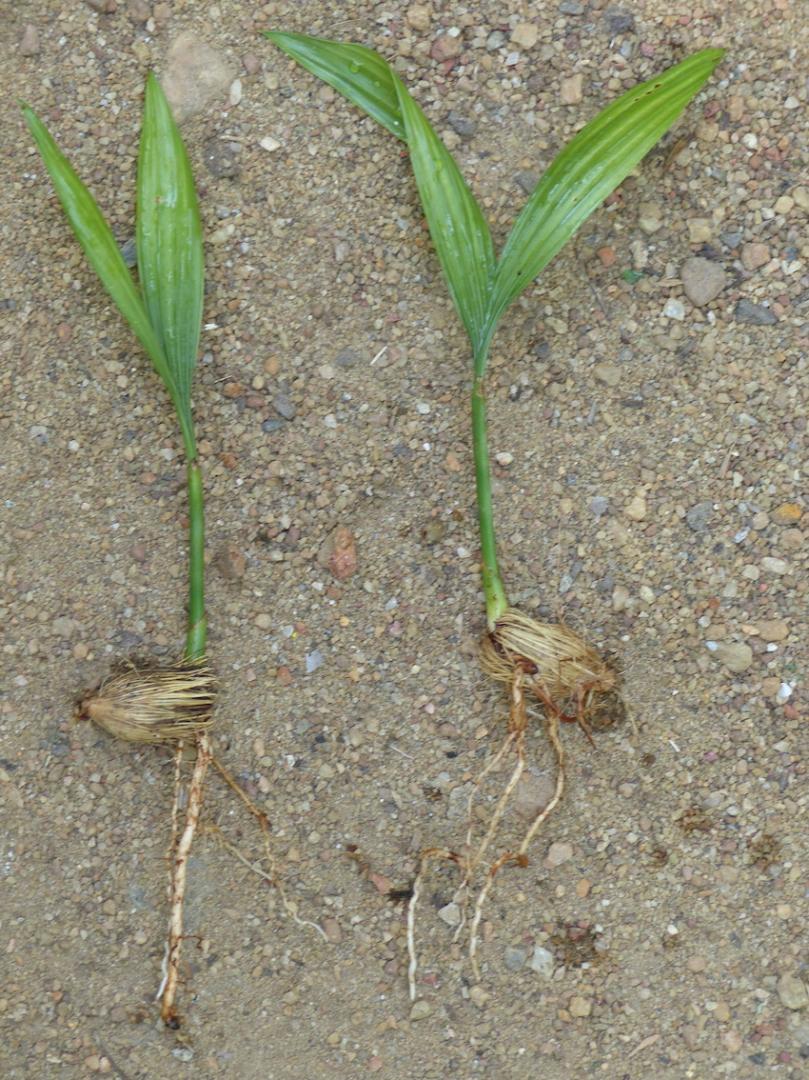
[77,658,216,744]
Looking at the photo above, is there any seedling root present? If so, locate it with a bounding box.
[414,611,616,984]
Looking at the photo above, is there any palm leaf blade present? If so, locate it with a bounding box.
[137,73,204,439]
[267,32,495,353]
[489,49,725,326]
[22,105,173,389]
[394,80,495,354]
[266,31,404,139]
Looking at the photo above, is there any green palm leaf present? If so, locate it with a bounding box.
[22,105,174,391]
[22,79,203,459]
[268,31,495,353]
[137,73,204,446]
[393,80,495,352]
[266,31,403,139]
[488,49,725,329]
[267,33,724,373]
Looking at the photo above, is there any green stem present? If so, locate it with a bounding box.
[184,460,207,659]
[472,359,509,629]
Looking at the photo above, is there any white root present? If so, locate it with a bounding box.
[407,848,458,1002]
[468,708,565,979]
[159,732,211,1027]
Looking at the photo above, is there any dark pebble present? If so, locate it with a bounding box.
[120,237,137,268]
[604,7,636,34]
[203,137,242,180]
[262,418,285,433]
[273,392,296,420]
[686,501,714,532]
[335,348,362,368]
[446,111,477,138]
[734,300,778,325]
[515,170,539,195]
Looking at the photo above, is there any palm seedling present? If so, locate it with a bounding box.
[24,76,214,1027]
[266,31,724,995]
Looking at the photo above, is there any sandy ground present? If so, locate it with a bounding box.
[1,1,807,1077]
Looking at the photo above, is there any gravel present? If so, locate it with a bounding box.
[4,3,806,1078]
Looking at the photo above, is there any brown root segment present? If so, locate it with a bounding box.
[77,658,217,744]
[410,608,619,994]
[159,732,212,1027]
[208,755,327,942]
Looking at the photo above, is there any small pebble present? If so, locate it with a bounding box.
[529,946,555,977]
[305,649,324,674]
[638,202,662,234]
[761,557,788,575]
[273,392,296,420]
[777,974,809,1011]
[741,243,770,271]
[594,362,621,386]
[710,641,753,674]
[560,74,583,105]
[681,257,727,306]
[410,1000,432,1021]
[686,502,714,532]
[504,946,527,972]
[735,300,777,325]
[753,620,788,642]
[771,503,802,525]
[625,494,647,521]
[431,32,462,62]
[511,23,539,49]
[20,24,41,56]
[569,995,592,1018]
[406,5,431,32]
[603,8,635,34]
[687,218,712,243]
[612,584,631,612]
[545,841,573,867]
[438,902,461,926]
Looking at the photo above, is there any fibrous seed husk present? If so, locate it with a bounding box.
[480,607,619,725]
[77,657,217,744]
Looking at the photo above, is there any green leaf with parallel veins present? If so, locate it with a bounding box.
[393,78,495,354]
[488,49,725,330]
[267,31,494,351]
[22,104,173,391]
[137,73,204,449]
[266,31,404,140]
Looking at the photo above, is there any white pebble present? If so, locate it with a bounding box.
[663,298,685,320]
[260,136,281,152]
